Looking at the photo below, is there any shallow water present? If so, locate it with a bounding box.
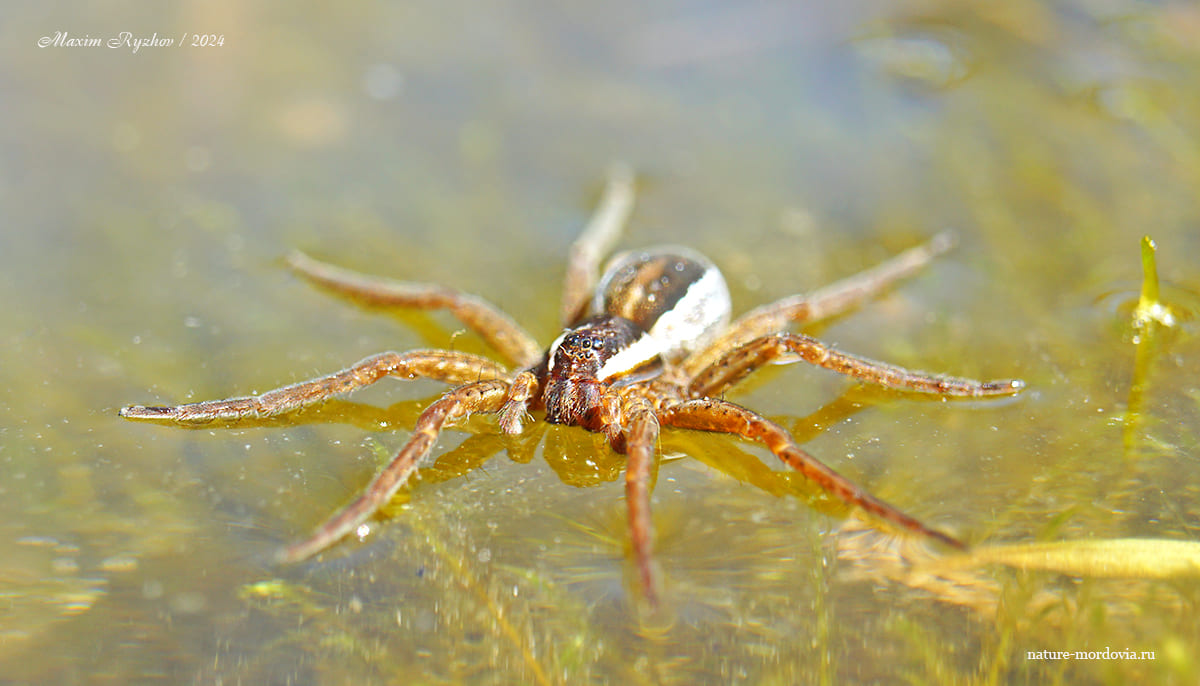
[3,1,1199,684]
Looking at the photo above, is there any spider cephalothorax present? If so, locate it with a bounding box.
[542,315,641,429]
[120,167,1023,605]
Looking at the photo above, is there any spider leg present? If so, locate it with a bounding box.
[683,233,955,377]
[497,370,539,434]
[689,332,1024,399]
[560,163,636,326]
[621,397,663,605]
[660,398,965,549]
[120,350,509,423]
[286,251,542,367]
[280,378,511,562]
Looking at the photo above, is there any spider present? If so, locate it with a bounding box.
[120,166,1023,605]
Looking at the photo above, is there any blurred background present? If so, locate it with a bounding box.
[2,0,1198,683]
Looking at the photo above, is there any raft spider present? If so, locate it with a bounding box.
[121,166,1023,605]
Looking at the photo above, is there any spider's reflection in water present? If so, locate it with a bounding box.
[207,383,943,605]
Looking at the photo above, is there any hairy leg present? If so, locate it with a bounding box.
[120,350,510,423]
[497,370,539,434]
[683,233,956,377]
[560,163,637,326]
[622,397,662,606]
[660,398,966,550]
[286,251,542,367]
[279,378,512,562]
[689,332,1024,399]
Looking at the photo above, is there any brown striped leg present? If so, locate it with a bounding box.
[661,398,965,549]
[622,397,662,606]
[286,251,542,367]
[119,350,510,423]
[279,379,511,562]
[560,164,637,326]
[683,233,956,377]
[689,332,1024,400]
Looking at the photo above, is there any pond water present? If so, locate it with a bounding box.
[3,1,1199,683]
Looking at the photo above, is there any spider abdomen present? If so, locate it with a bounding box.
[590,247,731,363]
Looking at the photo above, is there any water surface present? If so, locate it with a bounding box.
[3,1,1199,683]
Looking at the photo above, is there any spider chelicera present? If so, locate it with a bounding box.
[121,166,1023,605]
